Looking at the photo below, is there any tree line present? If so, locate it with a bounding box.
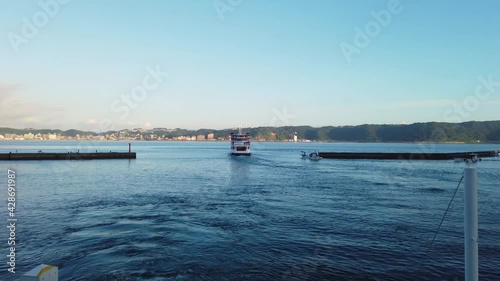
[1,121,500,142]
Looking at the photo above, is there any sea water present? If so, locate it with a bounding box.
[0,141,499,280]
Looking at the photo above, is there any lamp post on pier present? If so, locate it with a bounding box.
[464,156,479,281]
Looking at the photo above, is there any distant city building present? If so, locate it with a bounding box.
[207,133,214,140]
[24,133,35,140]
[196,134,206,141]
[293,132,298,142]
[0,135,4,139]
[105,134,116,140]
[48,134,58,140]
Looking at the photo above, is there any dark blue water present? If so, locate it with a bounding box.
[0,141,499,280]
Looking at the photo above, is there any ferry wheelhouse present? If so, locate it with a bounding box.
[230,129,251,156]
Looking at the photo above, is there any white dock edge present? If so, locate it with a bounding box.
[20,264,58,281]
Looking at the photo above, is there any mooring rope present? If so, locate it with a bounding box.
[417,172,465,273]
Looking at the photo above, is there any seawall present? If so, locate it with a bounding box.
[0,152,136,161]
[318,150,499,160]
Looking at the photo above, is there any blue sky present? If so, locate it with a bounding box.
[1,0,499,131]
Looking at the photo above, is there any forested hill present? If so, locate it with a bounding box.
[201,121,500,142]
[1,121,500,142]
[254,121,500,142]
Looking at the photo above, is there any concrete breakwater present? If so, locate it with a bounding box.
[318,150,499,160]
[0,152,136,161]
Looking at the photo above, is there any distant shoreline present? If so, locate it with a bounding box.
[2,120,500,144]
[0,139,499,145]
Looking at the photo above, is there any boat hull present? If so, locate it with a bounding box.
[231,152,251,156]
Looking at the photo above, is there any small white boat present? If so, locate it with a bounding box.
[300,151,322,161]
[454,153,481,163]
[308,151,322,161]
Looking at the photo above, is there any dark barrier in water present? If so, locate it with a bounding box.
[318,150,499,160]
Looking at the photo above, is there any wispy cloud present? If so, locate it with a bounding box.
[388,99,457,109]
[77,118,142,132]
[84,119,97,125]
[0,83,66,129]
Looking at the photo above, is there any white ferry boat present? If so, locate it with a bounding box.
[230,128,251,156]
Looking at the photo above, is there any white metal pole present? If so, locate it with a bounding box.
[464,166,478,281]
